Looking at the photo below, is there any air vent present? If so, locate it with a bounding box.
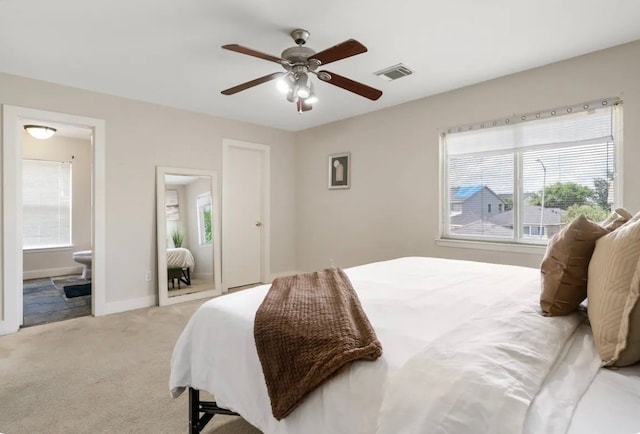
[374,63,413,81]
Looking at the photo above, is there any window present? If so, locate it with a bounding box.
[197,193,212,245]
[23,159,72,249]
[442,99,621,245]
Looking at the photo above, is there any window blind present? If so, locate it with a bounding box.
[442,99,621,244]
[446,105,614,156]
[23,159,72,249]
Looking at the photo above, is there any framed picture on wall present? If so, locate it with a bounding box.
[328,152,350,190]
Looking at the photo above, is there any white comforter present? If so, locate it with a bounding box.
[170,257,600,434]
[166,247,194,269]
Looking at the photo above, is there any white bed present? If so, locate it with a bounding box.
[166,247,195,269]
[167,247,195,288]
[170,257,640,434]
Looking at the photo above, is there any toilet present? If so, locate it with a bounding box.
[73,250,92,279]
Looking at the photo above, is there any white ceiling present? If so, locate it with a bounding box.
[165,174,203,186]
[1,0,639,132]
[22,119,91,140]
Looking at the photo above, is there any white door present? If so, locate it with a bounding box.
[222,140,270,289]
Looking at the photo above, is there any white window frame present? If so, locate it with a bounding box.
[22,158,73,251]
[196,192,212,246]
[438,98,623,253]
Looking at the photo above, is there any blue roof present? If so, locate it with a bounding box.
[453,185,484,200]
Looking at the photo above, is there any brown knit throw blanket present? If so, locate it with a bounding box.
[254,267,382,420]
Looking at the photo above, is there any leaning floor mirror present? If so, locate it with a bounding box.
[156,166,222,306]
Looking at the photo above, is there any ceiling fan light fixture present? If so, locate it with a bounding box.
[286,86,298,103]
[304,81,318,104]
[24,124,57,140]
[220,29,383,113]
[295,74,311,99]
[277,73,295,94]
[276,78,290,94]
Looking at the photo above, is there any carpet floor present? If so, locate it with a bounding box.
[0,298,262,434]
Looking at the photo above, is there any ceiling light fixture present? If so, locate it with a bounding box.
[276,75,293,94]
[305,82,318,105]
[221,28,383,114]
[24,125,57,140]
[279,71,318,110]
[295,73,311,99]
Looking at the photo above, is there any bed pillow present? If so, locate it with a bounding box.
[587,216,640,367]
[540,215,609,316]
[600,207,633,231]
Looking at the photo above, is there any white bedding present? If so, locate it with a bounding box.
[568,359,640,434]
[166,247,194,269]
[170,257,602,434]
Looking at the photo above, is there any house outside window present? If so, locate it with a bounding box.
[23,159,72,249]
[441,98,622,245]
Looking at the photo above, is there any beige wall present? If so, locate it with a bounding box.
[0,72,296,310]
[3,39,640,319]
[294,40,640,272]
[22,133,92,278]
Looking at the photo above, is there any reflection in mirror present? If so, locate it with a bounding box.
[157,167,221,306]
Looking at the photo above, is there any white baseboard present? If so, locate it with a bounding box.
[23,266,83,280]
[105,294,157,315]
[0,321,19,336]
[267,270,302,282]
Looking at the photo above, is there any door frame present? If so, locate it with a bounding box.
[1,105,106,335]
[221,139,270,292]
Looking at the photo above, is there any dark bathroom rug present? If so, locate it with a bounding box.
[63,283,92,298]
[52,276,90,290]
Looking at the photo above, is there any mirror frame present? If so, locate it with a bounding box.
[156,166,222,306]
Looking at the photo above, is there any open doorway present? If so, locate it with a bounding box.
[1,105,106,335]
[21,122,93,327]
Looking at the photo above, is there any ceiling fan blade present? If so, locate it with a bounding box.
[309,39,368,66]
[296,100,313,113]
[318,70,383,101]
[222,44,288,64]
[221,72,286,95]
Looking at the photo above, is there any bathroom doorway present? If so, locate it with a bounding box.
[1,105,106,335]
[21,123,93,327]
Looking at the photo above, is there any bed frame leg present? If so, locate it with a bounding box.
[188,387,239,434]
[189,387,202,433]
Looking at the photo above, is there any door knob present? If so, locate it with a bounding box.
[256,221,262,227]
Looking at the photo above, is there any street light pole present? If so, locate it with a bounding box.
[536,159,547,238]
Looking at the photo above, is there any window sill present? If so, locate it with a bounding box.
[23,245,75,253]
[435,238,547,255]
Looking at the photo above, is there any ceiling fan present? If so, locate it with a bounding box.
[221,29,383,113]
